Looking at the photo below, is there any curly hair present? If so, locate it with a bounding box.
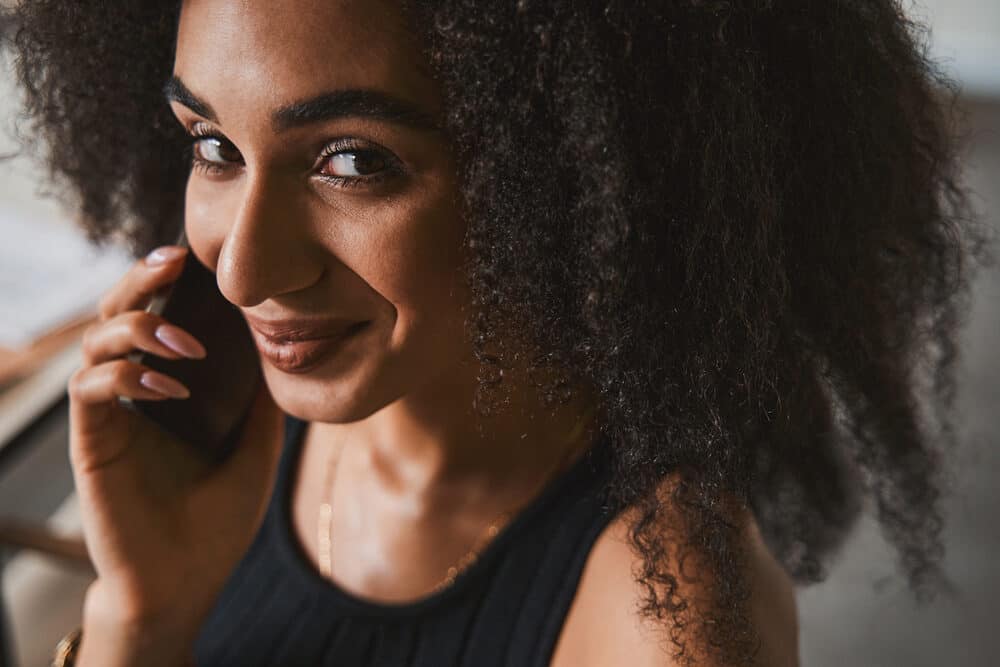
[3,1,993,663]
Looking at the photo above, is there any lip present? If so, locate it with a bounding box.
[249,320,370,374]
[243,314,362,343]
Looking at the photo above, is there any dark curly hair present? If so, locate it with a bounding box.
[3,1,993,663]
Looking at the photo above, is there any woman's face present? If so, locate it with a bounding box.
[169,0,471,422]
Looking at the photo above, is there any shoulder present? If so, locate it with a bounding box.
[549,472,800,667]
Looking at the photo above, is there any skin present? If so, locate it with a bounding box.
[171,0,599,601]
[66,0,797,664]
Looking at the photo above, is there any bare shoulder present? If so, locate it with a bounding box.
[549,473,800,667]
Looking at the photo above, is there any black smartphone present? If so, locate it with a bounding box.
[118,228,262,465]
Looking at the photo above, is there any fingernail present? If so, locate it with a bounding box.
[139,371,190,399]
[155,324,207,359]
[145,246,188,266]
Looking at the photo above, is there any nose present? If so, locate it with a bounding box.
[214,170,319,308]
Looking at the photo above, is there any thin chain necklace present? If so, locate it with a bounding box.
[316,407,596,592]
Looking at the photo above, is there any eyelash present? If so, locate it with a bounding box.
[185,126,402,189]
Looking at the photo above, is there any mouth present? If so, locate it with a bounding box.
[243,313,363,342]
[250,320,371,374]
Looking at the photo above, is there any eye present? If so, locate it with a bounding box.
[192,135,242,165]
[186,124,243,177]
[314,139,402,188]
[319,150,388,178]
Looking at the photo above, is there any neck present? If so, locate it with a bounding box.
[306,353,599,503]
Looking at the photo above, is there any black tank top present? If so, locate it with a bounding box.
[193,414,619,667]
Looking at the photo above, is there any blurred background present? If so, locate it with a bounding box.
[0,2,997,666]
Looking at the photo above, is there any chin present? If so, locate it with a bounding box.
[257,324,472,425]
[258,354,389,424]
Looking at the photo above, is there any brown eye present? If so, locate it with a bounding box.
[193,136,242,164]
[319,150,388,178]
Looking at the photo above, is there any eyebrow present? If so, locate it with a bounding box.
[163,75,441,133]
[163,76,217,121]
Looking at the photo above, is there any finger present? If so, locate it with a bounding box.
[97,245,189,321]
[69,361,187,430]
[81,311,207,366]
[68,360,187,471]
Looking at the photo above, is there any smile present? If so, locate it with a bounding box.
[250,321,371,374]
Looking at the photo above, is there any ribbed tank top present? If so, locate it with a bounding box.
[193,414,619,667]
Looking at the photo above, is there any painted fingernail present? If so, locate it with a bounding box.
[139,371,190,399]
[155,324,207,359]
[145,246,188,266]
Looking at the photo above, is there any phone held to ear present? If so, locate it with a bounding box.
[119,227,262,465]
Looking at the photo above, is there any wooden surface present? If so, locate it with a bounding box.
[0,518,91,571]
[0,314,95,390]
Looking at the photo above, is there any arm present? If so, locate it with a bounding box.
[552,476,799,667]
[74,581,198,667]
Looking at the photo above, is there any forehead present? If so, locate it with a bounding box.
[173,0,436,120]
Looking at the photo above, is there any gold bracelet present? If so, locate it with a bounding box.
[51,627,82,667]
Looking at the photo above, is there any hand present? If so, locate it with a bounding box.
[67,244,285,652]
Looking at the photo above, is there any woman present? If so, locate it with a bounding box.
[4,1,988,665]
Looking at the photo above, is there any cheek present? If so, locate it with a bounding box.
[343,190,470,350]
[183,168,470,358]
[183,178,232,271]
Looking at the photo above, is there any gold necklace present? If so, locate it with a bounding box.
[316,407,596,592]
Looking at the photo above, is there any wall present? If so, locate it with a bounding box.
[912,0,1000,97]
